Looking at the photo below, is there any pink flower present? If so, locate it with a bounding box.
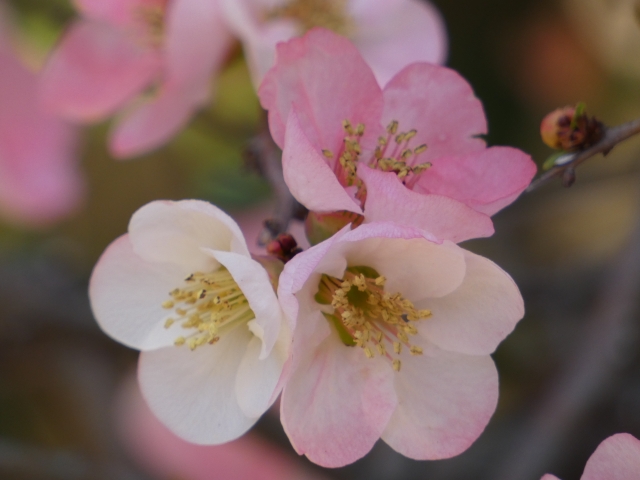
[90,200,290,444]
[221,0,447,86]
[259,29,537,243]
[541,433,640,480]
[40,0,233,158]
[0,14,83,227]
[277,222,524,467]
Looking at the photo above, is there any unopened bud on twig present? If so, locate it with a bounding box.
[540,103,603,152]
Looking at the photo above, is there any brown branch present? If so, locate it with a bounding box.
[528,117,640,191]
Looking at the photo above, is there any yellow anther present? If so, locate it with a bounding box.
[164,318,175,328]
[364,347,375,359]
[405,129,417,140]
[322,149,334,158]
[375,276,386,286]
[393,342,402,354]
[410,345,424,356]
[174,336,186,346]
[387,120,399,135]
[414,144,428,154]
[392,359,401,372]
[162,300,174,309]
[355,123,365,136]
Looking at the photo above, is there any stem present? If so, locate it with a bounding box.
[528,117,640,191]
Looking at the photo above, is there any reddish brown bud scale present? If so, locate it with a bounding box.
[540,105,603,152]
[266,233,302,263]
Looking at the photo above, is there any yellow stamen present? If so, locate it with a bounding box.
[266,0,353,35]
[162,267,255,351]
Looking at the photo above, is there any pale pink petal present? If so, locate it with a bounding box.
[540,475,561,480]
[416,250,524,355]
[40,20,159,121]
[128,200,250,272]
[109,86,196,158]
[0,50,83,227]
[138,326,256,444]
[258,28,383,150]
[413,147,537,216]
[582,433,640,480]
[358,165,494,243]
[89,235,191,350]
[282,111,362,214]
[235,334,287,419]
[382,63,487,164]
[164,0,234,91]
[220,0,296,85]
[382,339,498,460]
[333,223,467,302]
[281,330,397,467]
[208,250,282,358]
[350,0,447,85]
[116,376,315,480]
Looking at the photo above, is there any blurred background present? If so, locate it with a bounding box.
[1,0,640,479]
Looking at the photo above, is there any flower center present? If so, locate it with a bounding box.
[316,266,431,372]
[161,268,255,350]
[266,0,353,36]
[322,120,432,197]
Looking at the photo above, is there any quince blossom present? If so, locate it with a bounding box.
[220,0,447,86]
[90,200,289,443]
[0,12,83,227]
[259,29,537,243]
[40,0,233,158]
[541,433,640,480]
[277,222,524,467]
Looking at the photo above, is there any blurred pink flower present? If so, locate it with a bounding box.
[259,29,537,242]
[277,222,524,467]
[541,433,640,480]
[42,0,447,159]
[221,0,447,86]
[90,200,290,444]
[40,0,233,158]
[0,15,83,227]
[116,374,326,480]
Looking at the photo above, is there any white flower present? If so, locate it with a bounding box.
[90,200,290,444]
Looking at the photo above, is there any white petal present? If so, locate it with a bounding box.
[138,325,256,444]
[208,250,283,359]
[382,339,498,460]
[128,200,250,272]
[235,325,289,419]
[417,250,525,355]
[89,235,189,350]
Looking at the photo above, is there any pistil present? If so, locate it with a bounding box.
[162,268,255,350]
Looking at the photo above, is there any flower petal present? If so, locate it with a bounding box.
[416,249,524,355]
[382,340,498,460]
[358,165,495,243]
[208,250,283,358]
[582,433,640,480]
[164,0,233,91]
[235,332,288,419]
[109,86,197,158]
[89,235,191,350]
[72,0,157,27]
[281,329,397,467]
[282,111,362,214]
[128,200,250,272]
[350,0,447,85]
[138,325,256,444]
[258,28,383,150]
[40,20,159,121]
[334,223,467,301]
[0,48,83,227]
[413,147,537,216]
[382,62,487,164]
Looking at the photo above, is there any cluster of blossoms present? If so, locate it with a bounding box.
[41,0,447,158]
[90,25,539,468]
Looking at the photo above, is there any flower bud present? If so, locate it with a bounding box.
[540,104,603,151]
